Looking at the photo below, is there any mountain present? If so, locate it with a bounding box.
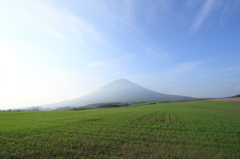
[34,79,195,109]
[77,79,193,102]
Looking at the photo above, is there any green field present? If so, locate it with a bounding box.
[0,101,240,159]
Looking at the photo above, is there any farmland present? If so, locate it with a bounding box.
[0,101,240,159]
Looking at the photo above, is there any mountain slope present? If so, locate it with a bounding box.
[75,79,182,102]
[33,79,195,108]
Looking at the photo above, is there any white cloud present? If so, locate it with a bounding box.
[191,0,216,31]
[234,86,240,90]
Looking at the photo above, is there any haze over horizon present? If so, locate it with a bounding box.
[0,0,240,109]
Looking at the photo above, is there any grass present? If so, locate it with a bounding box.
[0,101,240,158]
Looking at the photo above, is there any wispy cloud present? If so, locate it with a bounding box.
[168,61,204,75]
[89,61,111,67]
[22,1,71,43]
[95,0,172,33]
[191,0,216,32]
[234,86,240,90]
[185,0,200,8]
[223,78,240,82]
[114,72,123,75]
[22,0,112,48]
[88,54,134,68]
[144,0,172,22]
[29,73,72,87]
[139,42,170,61]
[226,66,240,71]
[122,54,134,59]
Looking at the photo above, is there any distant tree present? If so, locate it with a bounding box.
[232,94,240,98]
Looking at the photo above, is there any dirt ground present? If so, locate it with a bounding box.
[207,97,240,103]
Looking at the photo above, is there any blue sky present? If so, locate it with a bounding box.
[0,0,240,109]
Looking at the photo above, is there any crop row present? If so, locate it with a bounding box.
[0,101,239,158]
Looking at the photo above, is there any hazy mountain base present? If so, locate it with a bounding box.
[45,99,197,111]
[31,79,196,109]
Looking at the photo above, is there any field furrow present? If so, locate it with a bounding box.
[0,101,240,158]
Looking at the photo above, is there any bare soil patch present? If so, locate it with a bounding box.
[206,98,240,103]
[188,106,240,113]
